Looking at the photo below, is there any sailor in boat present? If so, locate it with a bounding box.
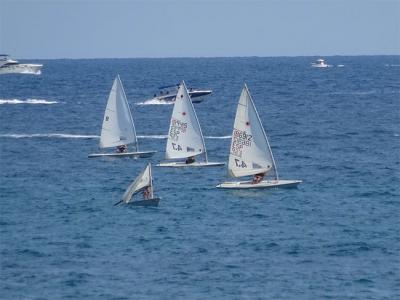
[185,156,195,164]
[143,186,151,200]
[116,145,127,153]
[252,172,265,184]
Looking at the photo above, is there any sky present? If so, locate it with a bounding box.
[0,0,399,59]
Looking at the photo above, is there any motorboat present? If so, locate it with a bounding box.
[146,84,212,103]
[0,54,42,75]
[311,58,331,68]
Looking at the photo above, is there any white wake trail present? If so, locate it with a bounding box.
[0,133,99,139]
[135,99,174,106]
[0,133,231,140]
[0,99,58,105]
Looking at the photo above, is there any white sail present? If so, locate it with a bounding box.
[99,75,138,149]
[122,164,152,203]
[228,84,278,178]
[165,81,206,160]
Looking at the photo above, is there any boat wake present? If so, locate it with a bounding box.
[0,99,58,105]
[135,99,173,106]
[0,133,231,140]
[138,134,167,139]
[139,135,231,139]
[205,135,231,139]
[0,133,98,139]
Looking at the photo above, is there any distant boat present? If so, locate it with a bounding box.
[115,163,160,207]
[216,84,301,189]
[145,84,212,103]
[0,54,42,75]
[88,75,156,158]
[157,81,224,167]
[311,58,331,68]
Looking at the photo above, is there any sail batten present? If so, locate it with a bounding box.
[165,81,206,160]
[99,75,138,149]
[228,84,278,179]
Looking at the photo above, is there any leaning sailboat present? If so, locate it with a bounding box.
[115,163,160,207]
[157,81,224,167]
[216,84,301,189]
[88,75,156,158]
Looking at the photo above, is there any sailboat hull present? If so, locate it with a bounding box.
[88,151,156,158]
[127,197,160,207]
[156,161,225,168]
[216,179,302,189]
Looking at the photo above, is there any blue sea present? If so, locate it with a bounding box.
[1,56,399,299]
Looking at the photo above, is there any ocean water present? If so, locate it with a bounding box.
[0,56,399,299]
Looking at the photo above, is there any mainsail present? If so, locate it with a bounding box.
[165,81,207,160]
[122,163,152,203]
[228,84,278,179]
[99,75,138,149]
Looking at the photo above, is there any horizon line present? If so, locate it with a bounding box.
[14,53,400,60]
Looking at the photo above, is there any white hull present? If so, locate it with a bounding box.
[88,150,156,158]
[145,96,205,104]
[144,89,211,104]
[216,179,302,189]
[0,64,42,75]
[157,161,225,168]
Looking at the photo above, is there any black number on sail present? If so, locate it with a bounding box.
[172,143,182,151]
[235,159,247,168]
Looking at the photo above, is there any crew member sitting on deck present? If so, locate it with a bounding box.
[252,172,265,184]
[185,156,195,164]
[116,145,127,153]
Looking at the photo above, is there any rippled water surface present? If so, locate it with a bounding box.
[1,56,399,299]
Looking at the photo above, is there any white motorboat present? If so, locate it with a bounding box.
[88,75,156,158]
[311,58,331,68]
[0,54,42,75]
[145,84,212,103]
[216,84,301,189]
[157,81,224,167]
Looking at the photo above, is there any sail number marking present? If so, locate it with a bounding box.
[169,118,187,142]
[234,159,247,168]
[172,143,182,151]
[231,129,252,157]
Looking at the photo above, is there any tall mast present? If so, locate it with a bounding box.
[245,84,279,180]
[118,74,139,151]
[182,80,208,163]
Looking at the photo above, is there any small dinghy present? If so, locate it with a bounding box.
[216,84,301,189]
[114,163,160,207]
[157,81,224,168]
[88,75,156,158]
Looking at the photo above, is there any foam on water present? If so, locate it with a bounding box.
[0,133,231,140]
[0,99,58,105]
[205,135,231,139]
[135,98,174,105]
[0,133,98,139]
[137,134,167,139]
